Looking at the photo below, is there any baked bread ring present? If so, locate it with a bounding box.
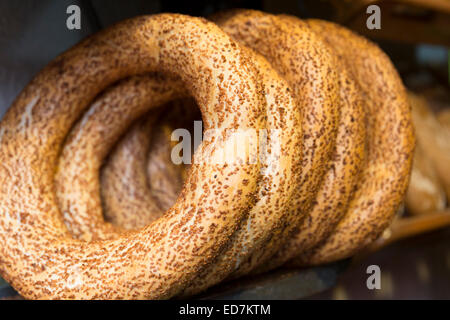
[213,9,342,278]
[101,99,198,228]
[67,44,304,297]
[59,90,196,238]
[0,14,267,299]
[55,74,187,239]
[60,11,414,288]
[267,56,366,270]
[179,48,302,296]
[100,112,167,230]
[146,122,188,211]
[145,99,199,209]
[288,19,415,266]
[96,12,413,273]
[91,9,379,280]
[58,79,197,235]
[0,11,415,299]
[100,99,194,225]
[94,11,414,281]
[129,11,367,275]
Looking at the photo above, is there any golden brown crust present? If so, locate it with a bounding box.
[54,42,302,297]
[93,10,335,293]
[144,99,199,210]
[178,47,302,296]
[55,74,187,240]
[96,45,302,297]
[268,43,366,269]
[100,113,165,230]
[0,11,415,299]
[101,98,198,228]
[291,19,414,265]
[0,14,266,299]
[213,9,341,278]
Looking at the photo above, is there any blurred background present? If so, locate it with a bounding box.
[0,0,449,300]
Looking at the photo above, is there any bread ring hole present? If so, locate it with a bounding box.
[146,98,202,211]
[99,97,202,230]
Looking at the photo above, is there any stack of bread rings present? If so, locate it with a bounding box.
[0,10,414,299]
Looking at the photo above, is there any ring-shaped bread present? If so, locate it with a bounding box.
[0,14,266,299]
[288,18,415,265]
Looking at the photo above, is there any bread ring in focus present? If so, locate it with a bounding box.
[97,45,302,296]
[0,11,415,300]
[0,14,266,299]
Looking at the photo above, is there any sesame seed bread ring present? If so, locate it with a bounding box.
[54,40,301,297]
[59,90,197,239]
[145,122,188,211]
[100,114,165,230]
[0,14,266,299]
[101,115,174,230]
[101,99,198,229]
[102,98,199,225]
[78,45,303,297]
[104,10,339,288]
[213,10,341,277]
[290,19,414,265]
[142,109,195,210]
[55,74,187,240]
[178,48,302,296]
[56,45,302,297]
[263,57,366,271]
